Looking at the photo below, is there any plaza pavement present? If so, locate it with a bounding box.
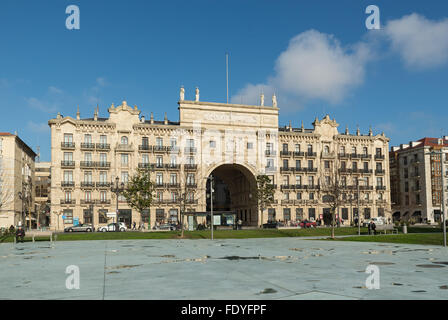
[1,237,448,300]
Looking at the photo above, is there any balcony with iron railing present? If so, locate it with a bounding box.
[96,143,110,150]
[138,144,151,152]
[360,154,372,159]
[80,199,95,205]
[186,183,198,189]
[153,145,167,152]
[321,152,336,159]
[184,147,197,154]
[61,181,75,188]
[281,199,294,205]
[280,150,292,157]
[350,153,361,159]
[184,164,198,170]
[167,183,180,189]
[293,151,305,157]
[265,150,276,156]
[96,182,111,188]
[281,185,295,190]
[80,161,95,168]
[265,166,277,172]
[376,185,386,191]
[375,154,385,160]
[61,142,75,149]
[80,143,95,150]
[60,199,76,204]
[165,164,181,170]
[305,151,317,157]
[80,182,95,188]
[96,161,111,168]
[375,169,385,175]
[138,163,154,169]
[338,153,350,159]
[97,199,111,205]
[167,146,180,153]
[61,160,75,168]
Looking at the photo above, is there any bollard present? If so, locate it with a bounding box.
[403,225,408,234]
[32,234,35,243]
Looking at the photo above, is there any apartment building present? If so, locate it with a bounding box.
[390,137,448,223]
[0,133,36,228]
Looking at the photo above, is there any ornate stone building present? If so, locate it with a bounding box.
[48,88,391,230]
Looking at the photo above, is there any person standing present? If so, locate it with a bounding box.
[372,221,377,235]
[368,221,372,235]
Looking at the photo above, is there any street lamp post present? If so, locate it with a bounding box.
[111,176,125,232]
[206,175,214,240]
[18,191,23,227]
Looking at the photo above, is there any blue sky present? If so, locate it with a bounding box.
[1,0,448,162]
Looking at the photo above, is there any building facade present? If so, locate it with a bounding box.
[390,137,448,223]
[48,88,391,230]
[35,161,51,228]
[0,133,36,228]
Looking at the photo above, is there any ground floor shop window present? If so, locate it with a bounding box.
[141,209,150,223]
[341,208,348,220]
[169,209,178,223]
[83,209,93,224]
[283,208,291,221]
[364,208,371,219]
[296,208,303,220]
[156,209,165,223]
[98,209,108,224]
[308,208,316,220]
[268,208,276,222]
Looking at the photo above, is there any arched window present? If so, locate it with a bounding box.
[121,136,128,145]
[324,145,330,154]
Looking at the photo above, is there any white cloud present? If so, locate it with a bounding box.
[232,30,372,107]
[27,121,49,133]
[25,97,58,113]
[385,13,448,69]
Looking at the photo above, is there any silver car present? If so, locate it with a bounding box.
[64,223,94,232]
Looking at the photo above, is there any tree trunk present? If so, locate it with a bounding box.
[331,208,336,239]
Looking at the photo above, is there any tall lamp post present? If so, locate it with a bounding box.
[18,191,24,227]
[206,175,214,240]
[111,176,125,232]
[426,149,447,247]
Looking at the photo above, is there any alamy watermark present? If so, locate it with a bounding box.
[365,264,380,289]
[66,5,80,30]
[65,265,80,290]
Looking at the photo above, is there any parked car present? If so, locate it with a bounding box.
[153,223,177,231]
[97,222,127,232]
[299,220,316,228]
[64,223,94,233]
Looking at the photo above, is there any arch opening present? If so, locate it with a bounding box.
[206,164,258,227]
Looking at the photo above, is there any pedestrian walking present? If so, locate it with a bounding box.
[372,221,377,235]
[368,221,372,235]
[133,221,136,230]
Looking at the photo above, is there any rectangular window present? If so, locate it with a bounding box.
[83,209,93,223]
[308,208,315,220]
[210,140,216,148]
[100,135,107,144]
[156,137,163,147]
[121,154,129,166]
[283,208,291,221]
[341,208,348,220]
[98,209,108,224]
[247,142,253,149]
[84,134,92,143]
[156,209,165,223]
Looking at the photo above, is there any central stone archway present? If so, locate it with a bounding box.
[206,164,258,226]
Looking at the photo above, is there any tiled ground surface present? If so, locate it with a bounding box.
[1,238,448,300]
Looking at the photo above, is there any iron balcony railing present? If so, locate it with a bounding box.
[61,142,75,149]
[61,160,75,167]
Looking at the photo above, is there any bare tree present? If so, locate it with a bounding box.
[0,157,15,217]
[319,158,346,239]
